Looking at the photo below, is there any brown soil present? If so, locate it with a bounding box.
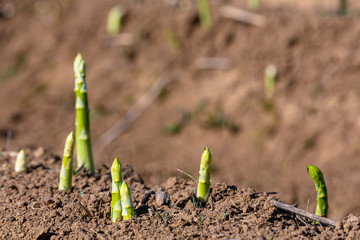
[2,0,360,234]
[1,148,360,239]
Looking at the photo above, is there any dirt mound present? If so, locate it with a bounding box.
[3,0,360,222]
[1,148,359,239]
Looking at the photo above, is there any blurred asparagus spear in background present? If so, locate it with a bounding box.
[196,147,212,202]
[107,5,124,35]
[264,64,277,99]
[59,132,75,191]
[120,181,134,220]
[197,0,212,29]
[306,164,328,217]
[74,53,94,174]
[111,158,122,223]
[15,149,27,173]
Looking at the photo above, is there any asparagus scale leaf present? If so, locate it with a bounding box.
[120,181,134,220]
[74,53,94,174]
[196,147,212,203]
[111,158,122,223]
[15,149,27,173]
[306,164,328,218]
[59,132,75,191]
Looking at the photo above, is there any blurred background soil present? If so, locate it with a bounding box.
[1,0,360,220]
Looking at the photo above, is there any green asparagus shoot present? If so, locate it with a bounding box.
[111,158,122,223]
[248,0,259,11]
[197,0,212,29]
[306,164,328,218]
[74,53,94,174]
[59,132,75,191]
[120,181,134,220]
[264,64,277,99]
[107,5,124,35]
[339,0,347,16]
[196,147,212,203]
[15,149,27,173]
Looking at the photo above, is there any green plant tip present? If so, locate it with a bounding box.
[111,157,122,223]
[107,5,124,35]
[74,53,85,79]
[120,181,134,220]
[59,132,75,191]
[111,158,122,184]
[306,164,328,218]
[196,147,212,202]
[15,149,27,173]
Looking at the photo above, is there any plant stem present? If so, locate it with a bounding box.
[14,149,27,173]
[197,0,212,29]
[59,132,75,191]
[306,164,328,217]
[120,181,134,220]
[74,53,94,174]
[196,147,212,202]
[111,158,122,223]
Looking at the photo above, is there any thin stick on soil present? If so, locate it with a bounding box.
[295,215,319,235]
[271,200,338,227]
[220,5,266,27]
[176,168,196,182]
[97,76,171,148]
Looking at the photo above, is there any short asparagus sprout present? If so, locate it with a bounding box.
[59,132,75,191]
[196,147,212,203]
[120,181,134,220]
[339,0,347,16]
[197,0,212,29]
[264,64,277,99]
[248,0,259,11]
[15,149,27,173]
[74,53,94,174]
[107,5,124,35]
[111,158,122,223]
[306,164,328,217]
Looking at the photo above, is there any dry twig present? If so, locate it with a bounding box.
[271,200,338,227]
[97,76,171,148]
[220,6,266,27]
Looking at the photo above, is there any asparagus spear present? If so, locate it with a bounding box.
[107,5,124,35]
[14,149,27,173]
[111,158,122,223]
[120,181,134,220]
[59,132,75,191]
[74,53,94,174]
[306,164,328,217]
[196,147,212,203]
[197,0,212,29]
[264,64,277,99]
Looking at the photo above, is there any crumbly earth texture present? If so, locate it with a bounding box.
[0,148,359,239]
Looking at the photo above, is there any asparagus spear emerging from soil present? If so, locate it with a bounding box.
[107,5,124,35]
[111,158,122,223]
[264,64,277,99]
[59,132,75,191]
[15,149,27,173]
[120,181,134,220]
[197,0,212,29]
[74,53,94,174]
[306,164,328,217]
[196,147,212,203]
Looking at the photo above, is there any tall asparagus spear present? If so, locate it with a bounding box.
[15,149,27,173]
[306,164,328,217]
[111,158,122,223]
[196,147,212,203]
[59,132,75,191]
[74,53,94,174]
[120,181,134,220]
